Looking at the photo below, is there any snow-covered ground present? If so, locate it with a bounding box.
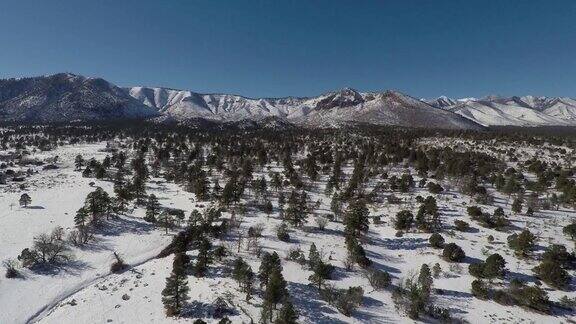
[0,143,198,324]
[2,137,575,323]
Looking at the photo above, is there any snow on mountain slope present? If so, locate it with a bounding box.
[423,95,457,108]
[0,74,158,122]
[542,98,576,121]
[3,73,575,128]
[301,90,483,130]
[427,95,576,127]
[128,87,312,121]
[446,101,573,127]
[129,86,482,130]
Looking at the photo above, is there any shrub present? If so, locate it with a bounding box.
[558,295,576,310]
[468,263,484,278]
[213,245,227,260]
[427,182,444,194]
[428,233,445,249]
[3,259,19,278]
[286,246,306,264]
[276,223,290,242]
[493,290,515,306]
[347,241,372,268]
[248,223,265,238]
[471,279,489,299]
[533,260,571,289]
[442,243,465,262]
[563,223,576,240]
[394,210,413,230]
[483,253,506,278]
[507,230,536,257]
[319,285,364,316]
[454,220,469,232]
[469,253,506,279]
[314,216,328,230]
[513,285,550,313]
[542,244,575,268]
[432,263,442,278]
[110,252,128,273]
[467,206,482,218]
[365,268,391,290]
[336,286,364,316]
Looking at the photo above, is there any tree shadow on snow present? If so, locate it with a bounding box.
[26,205,45,209]
[368,236,428,251]
[287,281,347,324]
[30,259,91,276]
[181,299,240,319]
[93,215,156,237]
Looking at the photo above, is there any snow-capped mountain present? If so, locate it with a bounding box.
[128,86,481,130]
[426,95,576,127]
[2,73,576,129]
[0,73,158,122]
[424,96,458,108]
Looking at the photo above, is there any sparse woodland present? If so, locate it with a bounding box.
[1,122,576,323]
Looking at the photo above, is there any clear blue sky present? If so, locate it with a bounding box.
[1,0,575,98]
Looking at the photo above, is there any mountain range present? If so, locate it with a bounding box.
[1,73,575,130]
[423,95,576,127]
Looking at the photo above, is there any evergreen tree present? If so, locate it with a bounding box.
[74,207,89,228]
[259,252,282,287]
[74,154,84,170]
[144,194,161,222]
[275,299,299,324]
[285,190,307,227]
[157,211,175,234]
[84,187,112,224]
[262,268,288,321]
[232,257,254,301]
[344,198,370,240]
[308,260,333,290]
[308,243,321,269]
[418,264,433,299]
[415,196,440,232]
[512,198,523,214]
[188,210,203,228]
[194,237,211,277]
[162,255,190,316]
[19,193,32,207]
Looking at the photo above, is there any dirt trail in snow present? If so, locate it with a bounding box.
[26,249,169,324]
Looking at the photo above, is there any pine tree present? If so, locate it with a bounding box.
[188,210,203,228]
[330,194,342,221]
[157,211,174,234]
[194,237,211,277]
[415,196,440,232]
[262,268,287,321]
[145,194,161,222]
[308,243,321,269]
[84,187,112,224]
[232,257,254,301]
[308,261,333,290]
[162,256,190,316]
[74,207,89,227]
[259,252,282,287]
[285,190,307,227]
[275,299,299,324]
[418,264,433,299]
[344,198,369,240]
[512,198,523,214]
[19,193,32,207]
[74,154,84,171]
